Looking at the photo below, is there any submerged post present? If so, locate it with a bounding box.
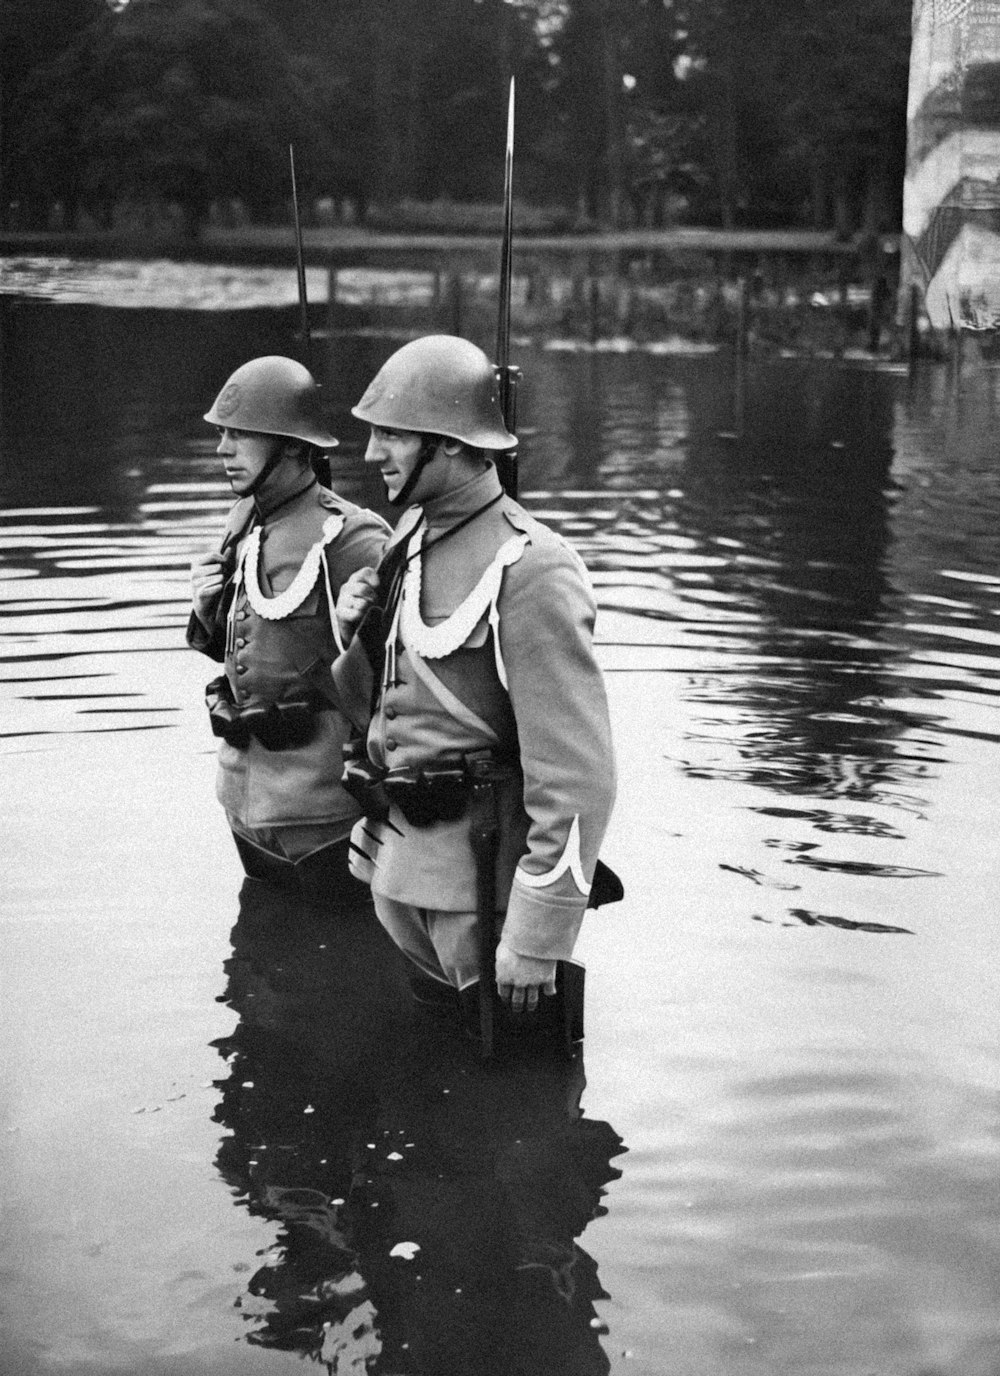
[907,283,921,373]
[725,275,749,440]
[588,259,600,346]
[950,324,966,402]
[450,272,464,337]
[326,264,336,345]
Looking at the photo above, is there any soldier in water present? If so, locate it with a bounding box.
[188,355,390,888]
[331,335,618,1028]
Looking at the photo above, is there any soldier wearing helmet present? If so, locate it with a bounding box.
[332,335,617,1025]
[187,355,391,886]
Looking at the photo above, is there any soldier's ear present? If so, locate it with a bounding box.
[441,437,464,457]
[281,438,311,465]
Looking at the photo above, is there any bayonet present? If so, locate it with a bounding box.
[495,78,520,498]
[289,143,312,372]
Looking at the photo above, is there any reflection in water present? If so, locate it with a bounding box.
[673,361,913,806]
[516,348,973,931]
[214,878,625,1374]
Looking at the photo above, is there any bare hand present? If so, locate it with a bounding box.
[337,566,381,645]
[495,941,557,1015]
[190,549,226,625]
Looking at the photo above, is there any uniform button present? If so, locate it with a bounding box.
[384,706,397,720]
[236,637,247,648]
[236,664,248,675]
[385,739,398,751]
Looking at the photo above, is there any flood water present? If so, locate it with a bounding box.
[1,262,999,1376]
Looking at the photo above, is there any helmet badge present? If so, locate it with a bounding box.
[216,383,242,419]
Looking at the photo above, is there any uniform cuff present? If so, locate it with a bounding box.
[501,881,587,961]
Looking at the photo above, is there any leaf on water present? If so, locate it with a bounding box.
[720,863,800,891]
[786,856,941,879]
[788,907,913,935]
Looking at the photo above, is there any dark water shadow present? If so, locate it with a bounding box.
[665,358,948,814]
[0,299,396,517]
[212,878,626,1375]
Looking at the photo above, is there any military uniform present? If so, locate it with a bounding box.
[333,464,616,983]
[189,480,389,864]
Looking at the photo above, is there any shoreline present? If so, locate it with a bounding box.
[0,224,861,268]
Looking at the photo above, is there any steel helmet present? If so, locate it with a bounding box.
[204,356,338,449]
[351,335,516,451]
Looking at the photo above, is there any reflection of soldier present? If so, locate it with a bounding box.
[350,1033,625,1376]
[333,336,618,1025]
[188,357,390,886]
[213,877,412,1362]
[214,877,625,1374]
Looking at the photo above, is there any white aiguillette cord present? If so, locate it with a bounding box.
[225,479,349,653]
[381,491,503,692]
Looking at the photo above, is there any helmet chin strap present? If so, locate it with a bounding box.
[244,437,288,503]
[388,433,442,508]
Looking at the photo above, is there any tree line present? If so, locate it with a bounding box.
[0,0,912,239]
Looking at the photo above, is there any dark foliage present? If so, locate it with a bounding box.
[0,0,912,236]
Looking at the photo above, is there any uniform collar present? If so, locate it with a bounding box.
[254,475,316,523]
[418,465,503,530]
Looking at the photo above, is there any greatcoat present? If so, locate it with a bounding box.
[188,481,389,833]
[332,465,617,962]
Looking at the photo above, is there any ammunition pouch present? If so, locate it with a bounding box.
[340,740,393,823]
[341,741,515,829]
[385,755,472,827]
[205,676,327,751]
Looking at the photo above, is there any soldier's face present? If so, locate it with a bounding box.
[215,428,282,496]
[365,425,427,501]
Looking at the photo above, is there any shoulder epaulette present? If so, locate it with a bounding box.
[500,501,538,544]
[387,505,423,549]
[318,488,349,513]
[321,487,393,535]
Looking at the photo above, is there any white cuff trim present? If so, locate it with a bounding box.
[513,815,589,897]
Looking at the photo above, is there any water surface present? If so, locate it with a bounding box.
[1,265,999,1376]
